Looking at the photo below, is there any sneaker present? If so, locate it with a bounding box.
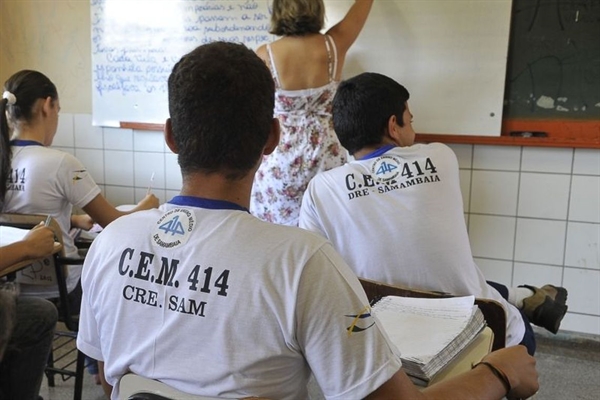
[520,285,568,334]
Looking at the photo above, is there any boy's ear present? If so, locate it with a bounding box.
[386,114,400,142]
[263,118,280,156]
[164,118,178,154]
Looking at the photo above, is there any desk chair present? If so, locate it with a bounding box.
[0,213,86,400]
[119,373,272,400]
[358,278,507,350]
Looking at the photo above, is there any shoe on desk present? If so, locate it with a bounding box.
[520,285,568,334]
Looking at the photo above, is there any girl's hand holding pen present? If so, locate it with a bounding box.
[23,223,56,259]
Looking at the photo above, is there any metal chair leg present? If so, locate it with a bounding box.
[73,350,85,400]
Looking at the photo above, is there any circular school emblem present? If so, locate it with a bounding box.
[152,208,195,249]
[371,155,401,183]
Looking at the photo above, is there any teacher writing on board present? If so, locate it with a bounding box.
[250,0,374,226]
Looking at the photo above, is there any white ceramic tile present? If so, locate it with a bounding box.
[105,185,135,207]
[517,173,570,219]
[165,153,183,191]
[573,148,600,175]
[513,262,564,288]
[470,171,518,215]
[104,150,134,186]
[135,187,166,205]
[133,130,166,152]
[134,152,165,190]
[74,114,103,149]
[569,175,600,223]
[521,147,573,173]
[474,258,513,286]
[75,149,104,185]
[560,313,600,336]
[447,144,473,169]
[563,268,600,315]
[472,145,521,171]
[469,215,516,260]
[53,112,74,147]
[104,127,133,151]
[514,219,566,265]
[565,222,600,270]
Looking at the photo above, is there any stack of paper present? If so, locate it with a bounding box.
[372,295,485,385]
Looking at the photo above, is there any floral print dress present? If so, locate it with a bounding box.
[250,35,347,226]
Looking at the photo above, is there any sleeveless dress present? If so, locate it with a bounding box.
[250,35,347,226]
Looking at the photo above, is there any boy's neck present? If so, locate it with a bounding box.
[354,138,400,160]
[179,171,254,210]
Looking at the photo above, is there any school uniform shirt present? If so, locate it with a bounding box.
[299,142,526,347]
[77,197,402,400]
[4,141,101,297]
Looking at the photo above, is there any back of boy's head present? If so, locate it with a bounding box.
[333,72,410,155]
[168,42,274,179]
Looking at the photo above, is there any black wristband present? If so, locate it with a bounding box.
[474,361,512,396]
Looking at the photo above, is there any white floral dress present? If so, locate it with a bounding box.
[250,35,347,226]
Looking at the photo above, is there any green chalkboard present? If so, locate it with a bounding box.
[504,0,600,120]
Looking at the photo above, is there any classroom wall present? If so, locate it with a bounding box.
[1,1,599,336]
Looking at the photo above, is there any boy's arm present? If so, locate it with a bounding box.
[366,346,538,400]
[97,361,112,398]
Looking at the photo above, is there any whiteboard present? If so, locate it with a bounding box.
[91,0,512,136]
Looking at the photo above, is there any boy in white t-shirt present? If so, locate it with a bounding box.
[77,42,538,400]
[299,72,568,355]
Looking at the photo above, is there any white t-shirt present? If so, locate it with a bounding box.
[4,141,100,297]
[77,197,402,400]
[299,143,525,347]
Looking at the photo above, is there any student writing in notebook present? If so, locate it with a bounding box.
[0,70,159,384]
[77,41,538,400]
[0,225,57,400]
[251,0,374,226]
[0,70,159,301]
[299,72,569,356]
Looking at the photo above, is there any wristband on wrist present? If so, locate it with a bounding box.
[473,361,512,396]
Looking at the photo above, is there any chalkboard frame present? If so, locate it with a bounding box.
[419,0,600,149]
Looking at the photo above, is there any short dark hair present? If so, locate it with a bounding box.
[167,42,275,180]
[332,73,410,155]
[1,70,58,206]
[270,0,325,36]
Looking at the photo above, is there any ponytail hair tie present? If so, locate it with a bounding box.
[2,91,17,105]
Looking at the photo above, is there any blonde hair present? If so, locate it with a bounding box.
[270,0,325,36]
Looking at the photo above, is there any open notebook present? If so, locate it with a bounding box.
[372,295,485,386]
[0,225,35,247]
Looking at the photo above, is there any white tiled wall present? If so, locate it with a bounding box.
[450,143,600,336]
[53,114,600,336]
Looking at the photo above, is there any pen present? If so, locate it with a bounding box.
[147,172,155,195]
[44,215,52,226]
